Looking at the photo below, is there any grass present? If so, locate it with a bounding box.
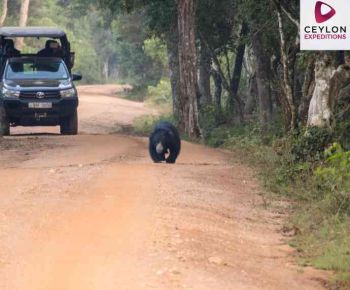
[131,78,173,135]
[218,125,350,289]
[120,78,173,105]
[132,113,174,136]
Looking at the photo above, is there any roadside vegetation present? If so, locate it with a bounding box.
[213,127,350,289]
[134,110,350,289]
[132,55,350,289]
[1,0,350,287]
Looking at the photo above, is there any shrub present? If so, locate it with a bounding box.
[199,105,218,142]
[291,126,332,163]
[315,143,350,216]
[146,79,172,106]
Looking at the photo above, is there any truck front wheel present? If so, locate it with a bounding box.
[60,110,78,135]
[0,107,10,136]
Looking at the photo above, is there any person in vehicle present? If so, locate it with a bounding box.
[4,39,20,57]
[0,39,21,72]
[37,40,63,58]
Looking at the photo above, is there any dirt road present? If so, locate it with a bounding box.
[0,85,327,289]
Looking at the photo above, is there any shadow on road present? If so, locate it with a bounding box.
[8,133,61,137]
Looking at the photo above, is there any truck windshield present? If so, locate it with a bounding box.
[5,59,69,80]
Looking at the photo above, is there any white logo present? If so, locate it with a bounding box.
[300,0,350,50]
[36,92,45,99]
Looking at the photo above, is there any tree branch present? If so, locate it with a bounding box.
[273,0,300,29]
[199,33,230,92]
[277,6,296,129]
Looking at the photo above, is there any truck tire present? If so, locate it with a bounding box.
[60,110,78,135]
[0,107,10,136]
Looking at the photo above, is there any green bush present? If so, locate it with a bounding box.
[315,143,350,216]
[200,120,350,283]
[199,105,219,142]
[204,120,263,148]
[146,79,172,106]
[122,87,148,102]
[291,126,332,163]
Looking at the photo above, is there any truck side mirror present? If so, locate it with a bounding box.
[72,73,82,81]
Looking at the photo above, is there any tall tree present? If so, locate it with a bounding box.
[276,8,296,130]
[307,52,350,130]
[0,0,8,26]
[298,56,315,124]
[198,45,212,106]
[238,0,277,129]
[211,66,223,122]
[274,1,299,130]
[16,0,31,50]
[144,0,181,120]
[227,22,248,122]
[251,33,273,130]
[198,0,245,121]
[177,0,201,137]
[166,21,181,121]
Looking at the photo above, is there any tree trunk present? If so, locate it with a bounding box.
[245,74,258,114]
[212,70,222,109]
[198,45,212,106]
[0,0,8,26]
[166,21,181,122]
[177,0,201,138]
[211,68,223,124]
[277,9,296,130]
[252,34,273,131]
[299,56,315,124]
[103,60,109,82]
[228,22,248,123]
[307,52,350,129]
[203,29,246,124]
[16,0,31,50]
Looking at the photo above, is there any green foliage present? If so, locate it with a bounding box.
[315,143,350,216]
[313,229,350,272]
[110,12,164,90]
[293,214,350,288]
[132,113,174,136]
[290,127,332,162]
[121,77,170,104]
[146,78,172,106]
[198,105,218,143]
[144,37,168,68]
[143,0,176,38]
[196,0,235,51]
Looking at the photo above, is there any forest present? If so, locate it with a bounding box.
[1,0,350,287]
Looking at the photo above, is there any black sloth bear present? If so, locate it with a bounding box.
[149,121,181,164]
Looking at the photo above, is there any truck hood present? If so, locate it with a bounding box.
[4,79,71,89]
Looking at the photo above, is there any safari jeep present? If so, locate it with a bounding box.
[0,27,82,136]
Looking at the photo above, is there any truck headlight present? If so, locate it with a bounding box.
[60,88,76,98]
[2,87,20,98]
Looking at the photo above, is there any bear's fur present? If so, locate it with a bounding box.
[149,121,181,164]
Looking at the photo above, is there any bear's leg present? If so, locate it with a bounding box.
[166,151,177,164]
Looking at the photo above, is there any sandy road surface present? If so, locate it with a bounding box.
[0,85,328,289]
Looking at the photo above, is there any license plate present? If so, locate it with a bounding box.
[28,102,52,109]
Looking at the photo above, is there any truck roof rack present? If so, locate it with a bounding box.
[0,27,66,38]
[0,27,74,71]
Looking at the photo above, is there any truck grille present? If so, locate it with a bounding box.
[20,91,61,99]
